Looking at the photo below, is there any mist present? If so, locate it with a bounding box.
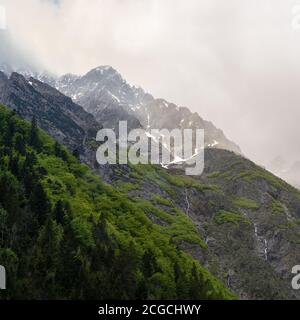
[1,0,300,171]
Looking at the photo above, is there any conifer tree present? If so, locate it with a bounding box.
[29,116,41,150]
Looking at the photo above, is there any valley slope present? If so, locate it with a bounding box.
[0,67,300,299]
[0,103,233,299]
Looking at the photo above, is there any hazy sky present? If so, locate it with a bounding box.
[1,0,300,167]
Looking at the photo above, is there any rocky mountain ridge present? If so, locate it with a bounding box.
[1,65,241,154]
[0,71,101,160]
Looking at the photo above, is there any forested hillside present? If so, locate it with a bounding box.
[0,104,234,299]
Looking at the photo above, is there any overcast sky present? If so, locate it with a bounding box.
[1,0,300,167]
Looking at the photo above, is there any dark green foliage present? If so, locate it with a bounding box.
[29,116,41,151]
[54,141,68,162]
[0,104,234,300]
[30,183,52,224]
[14,133,26,156]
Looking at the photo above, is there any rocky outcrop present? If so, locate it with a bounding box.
[0,71,101,158]
[30,66,241,154]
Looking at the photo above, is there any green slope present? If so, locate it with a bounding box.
[0,104,234,300]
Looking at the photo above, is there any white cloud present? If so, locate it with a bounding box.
[0,5,6,30]
[2,0,300,166]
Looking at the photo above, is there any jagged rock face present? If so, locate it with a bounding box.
[0,71,101,154]
[43,66,148,131]
[133,98,240,152]
[33,66,240,154]
[55,67,152,107]
[1,64,241,153]
[197,149,300,299]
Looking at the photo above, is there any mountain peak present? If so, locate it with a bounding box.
[29,65,241,154]
[94,65,115,72]
[86,65,120,78]
[1,64,241,154]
